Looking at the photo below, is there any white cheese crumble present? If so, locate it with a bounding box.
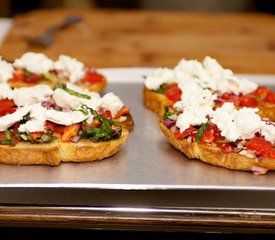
[145,56,258,95]
[174,82,217,133]
[0,105,31,131]
[13,85,53,107]
[54,55,85,83]
[211,103,263,142]
[100,92,124,116]
[13,52,54,74]
[18,104,46,132]
[144,68,175,90]
[45,109,89,126]
[52,83,101,110]
[261,123,275,145]
[0,57,14,83]
[0,83,14,100]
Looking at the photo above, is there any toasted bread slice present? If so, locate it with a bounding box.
[143,87,171,116]
[258,103,275,121]
[75,77,107,93]
[0,129,128,166]
[159,122,275,173]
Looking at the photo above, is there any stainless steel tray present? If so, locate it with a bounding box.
[0,68,275,210]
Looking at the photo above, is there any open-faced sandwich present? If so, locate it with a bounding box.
[0,82,133,165]
[144,56,275,121]
[159,80,275,175]
[0,52,107,92]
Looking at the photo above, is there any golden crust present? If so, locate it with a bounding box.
[258,103,275,122]
[143,87,171,116]
[159,122,275,173]
[0,129,128,166]
[76,77,107,93]
[115,113,134,132]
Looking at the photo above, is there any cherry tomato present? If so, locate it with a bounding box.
[165,84,182,102]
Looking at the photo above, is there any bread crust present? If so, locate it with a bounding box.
[0,129,128,166]
[258,103,275,121]
[143,87,171,116]
[159,122,275,172]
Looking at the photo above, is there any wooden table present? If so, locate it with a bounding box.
[1,8,275,74]
[1,9,275,234]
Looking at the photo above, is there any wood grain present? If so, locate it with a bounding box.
[1,9,275,74]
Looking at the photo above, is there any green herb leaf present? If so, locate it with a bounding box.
[80,109,121,142]
[57,83,91,100]
[0,130,15,146]
[156,84,167,94]
[43,72,58,82]
[195,123,209,143]
[163,106,174,120]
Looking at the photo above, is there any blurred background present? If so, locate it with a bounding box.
[0,0,274,17]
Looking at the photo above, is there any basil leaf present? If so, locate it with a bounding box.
[57,83,91,99]
[163,106,174,120]
[43,72,58,82]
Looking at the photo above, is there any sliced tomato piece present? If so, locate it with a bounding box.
[0,131,20,144]
[218,143,235,153]
[25,74,43,83]
[30,132,44,140]
[102,110,113,120]
[174,126,197,140]
[165,84,182,103]
[220,93,240,107]
[200,130,215,145]
[45,121,56,132]
[0,99,16,116]
[83,70,104,84]
[239,95,259,107]
[266,91,275,103]
[115,107,130,118]
[9,69,26,83]
[61,123,80,142]
[246,136,275,158]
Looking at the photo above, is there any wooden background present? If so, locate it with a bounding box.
[1,8,275,74]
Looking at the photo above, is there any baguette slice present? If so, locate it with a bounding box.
[0,129,128,166]
[143,87,171,116]
[159,122,275,174]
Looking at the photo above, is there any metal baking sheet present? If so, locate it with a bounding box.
[0,68,275,209]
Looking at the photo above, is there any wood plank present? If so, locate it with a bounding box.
[1,9,275,74]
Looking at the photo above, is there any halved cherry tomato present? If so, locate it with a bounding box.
[165,84,182,103]
[61,123,80,142]
[174,126,197,140]
[239,95,259,107]
[83,70,104,84]
[0,99,16,116]
[246,136,275,158]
